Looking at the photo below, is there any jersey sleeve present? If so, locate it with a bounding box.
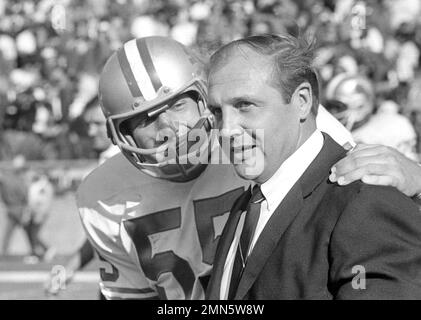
[78,199,158,300]
[316,104,355,147]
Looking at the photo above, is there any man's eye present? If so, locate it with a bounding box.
[209,106,221,116]
[142,116,156,127]
[129,118,148,130]
[171,101,186,111]
[236,101,254,110]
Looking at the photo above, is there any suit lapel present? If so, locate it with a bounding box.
[235,133,347,299]
[300,133,347,197]
[206,188,252,299]
[235,182,303,299]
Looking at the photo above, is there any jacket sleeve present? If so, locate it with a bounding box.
[329,184,421,299]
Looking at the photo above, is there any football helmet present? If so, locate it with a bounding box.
[325,73,374,131]
[99,36,214,182]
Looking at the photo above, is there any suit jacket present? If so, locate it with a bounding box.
[207,133,421,299]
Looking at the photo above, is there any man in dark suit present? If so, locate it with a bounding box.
[206,34,421,299]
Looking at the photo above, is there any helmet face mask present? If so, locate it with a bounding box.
[99,37,214,182]
[109,86,213,169]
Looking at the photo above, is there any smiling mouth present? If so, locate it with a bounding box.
[231,145,256,153]
[230,145,257,163]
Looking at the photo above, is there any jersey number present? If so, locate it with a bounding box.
[98,254,119,282]
[124,188,243,299]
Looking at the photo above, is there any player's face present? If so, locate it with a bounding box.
[208,50,302,183]
[125,92,201,161]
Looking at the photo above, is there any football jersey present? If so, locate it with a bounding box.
[77,153,250,300]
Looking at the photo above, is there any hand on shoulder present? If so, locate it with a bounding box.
[330,144,421,197]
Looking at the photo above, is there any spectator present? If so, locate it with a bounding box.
[0,156,29,255]
[26,169,55,260]
[325,73,418,161]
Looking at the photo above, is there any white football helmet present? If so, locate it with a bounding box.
[325,73,375,131]
[98,36,214,182]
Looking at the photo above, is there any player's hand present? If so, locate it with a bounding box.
[330,144,421,197]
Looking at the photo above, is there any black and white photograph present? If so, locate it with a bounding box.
[1,0,421,305]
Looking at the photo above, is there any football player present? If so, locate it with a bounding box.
[78,36,421,300]
[325,73,418,161]
[77,36,250,299]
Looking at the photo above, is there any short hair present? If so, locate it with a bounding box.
[208,34,319,115]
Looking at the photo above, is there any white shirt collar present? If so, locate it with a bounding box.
[220,129,324,300]
[260,130,324,212]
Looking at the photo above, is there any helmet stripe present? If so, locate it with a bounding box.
[124,39,157,101]
[117,47,143,98]
[136,38,163,92]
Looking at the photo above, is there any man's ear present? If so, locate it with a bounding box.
[292,82,313,120]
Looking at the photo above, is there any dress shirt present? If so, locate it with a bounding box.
[220,129,324,299]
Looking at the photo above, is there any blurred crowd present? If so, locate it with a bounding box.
[0,0,421,162]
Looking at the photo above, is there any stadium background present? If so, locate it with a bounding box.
[1,0,421,299]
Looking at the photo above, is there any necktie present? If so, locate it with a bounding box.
[228,185,265,299]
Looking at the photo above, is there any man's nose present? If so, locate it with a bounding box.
[219,106,242,139]
[157,111,173,129]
